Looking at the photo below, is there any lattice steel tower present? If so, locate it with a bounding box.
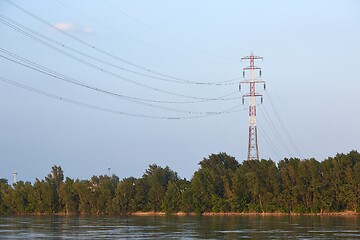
[240,52,265,160]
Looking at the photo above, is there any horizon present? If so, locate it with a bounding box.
[3,149,359,184]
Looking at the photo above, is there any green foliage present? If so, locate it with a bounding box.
[0,178,12,214]
[1,150,360,215]
[142,164,179,212]
[113,177,136,213]
[162,181,182,213]
[59,177,79,214]
[12,181,33,213]
[191,153,239,213]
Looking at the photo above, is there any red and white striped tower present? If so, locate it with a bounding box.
[240,52,265,160]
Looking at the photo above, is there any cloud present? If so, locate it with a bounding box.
[54,22,74,31]
[53,22,93,34]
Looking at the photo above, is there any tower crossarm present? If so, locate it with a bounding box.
[242,93,263,98]
[241,55,263,61]
[243,66,262,70]
[239,80,266,91]
[242,93,264,104]
[240,80,265,84]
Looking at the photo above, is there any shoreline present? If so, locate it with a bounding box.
[9,211,359,217]
[130,211,359,217]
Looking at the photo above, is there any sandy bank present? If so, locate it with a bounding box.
[129,211,359,216]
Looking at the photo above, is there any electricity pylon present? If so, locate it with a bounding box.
[240,52,265,160]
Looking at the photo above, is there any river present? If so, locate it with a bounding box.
[0,215,359,239]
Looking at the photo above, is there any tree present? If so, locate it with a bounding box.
[329,152,358,211]
[191,153,239,213]
[72,179,93,214]
[132,178,149,212]
[301,159,322,213]
[11,181,33,213]
[0,178,12,214]
[95,175,117,214]
[142,164,179,212]
[354,160,360,211]
[278,158,301,212]
[59,177,79,214]
[37,165,65,213]
[257,159,281,212]
[2,151,360,215]
[238,160,262,212]
[162,181,180,213]
[114,177,136,213]
[191,169,211,213]
[231,167,249,212]
[319,159,337,212]
[40,178,54,213]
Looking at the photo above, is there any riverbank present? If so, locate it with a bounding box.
[128,211,359,216]
[9,210,359,217]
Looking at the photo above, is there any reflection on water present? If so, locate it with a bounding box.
[0,215,359,239]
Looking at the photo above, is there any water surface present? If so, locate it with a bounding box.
[0,215,359,239]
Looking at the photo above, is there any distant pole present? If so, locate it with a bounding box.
[108,168,111,176]
[13,172,17,184]
[240,52,266,160]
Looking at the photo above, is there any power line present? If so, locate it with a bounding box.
[0,41,227,103]
[0,76,246,120]
[265,91,304,159]
[0,49,242,115]
[260,104,293,156]
[0,76,163,119]
[3,0,238,86]
[0,14,240,87]
[257,124,283,160]
[0,4,247,116]
[0,48,242,112]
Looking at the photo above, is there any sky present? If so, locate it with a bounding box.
[0,0,359,183]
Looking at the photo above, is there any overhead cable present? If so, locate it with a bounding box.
[257,124,283,160]
[0,76,246,120]
[265,91,305,159]
[0,49,230,114]
[0,15,240,86]
[260,105,294,156]
[0,48,241,108]
[3,0,239,86]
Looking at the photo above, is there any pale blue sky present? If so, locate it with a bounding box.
[0,0,359,182]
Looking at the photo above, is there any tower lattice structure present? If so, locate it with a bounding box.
[240,52,265,160]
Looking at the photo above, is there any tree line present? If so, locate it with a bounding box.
[1,150,360,215]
